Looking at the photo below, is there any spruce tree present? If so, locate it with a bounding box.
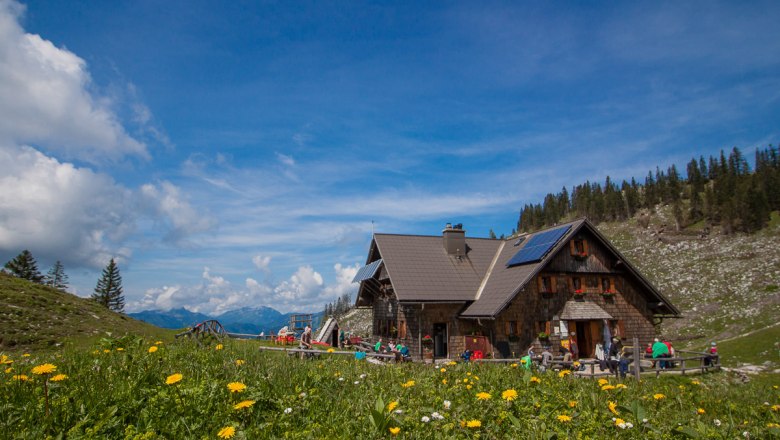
[4,250,44,283]
[92,258,124,312]
[45,260,69,291]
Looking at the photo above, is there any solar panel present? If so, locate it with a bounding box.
[352,259,383,283]
[506,225,571,267]
[513,237,526,247]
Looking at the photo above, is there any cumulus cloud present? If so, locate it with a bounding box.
[130,263,359,314]
[252,254,271,272]
[140,181,217,244]
[0,0,148,163]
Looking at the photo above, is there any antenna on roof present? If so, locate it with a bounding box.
[371,220,375,235]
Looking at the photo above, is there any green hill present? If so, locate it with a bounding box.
[0,273,172,351]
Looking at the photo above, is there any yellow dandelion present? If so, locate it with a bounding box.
[12,374,29,381]
[50,374,68,382]
[387,401,399,412]
[520,358,527,364]
[557,414,572,423]
[116,348,124,352]
[502,389,518,401]
[448,361,457,366]
[22,353,30,357]
[608,401,619,415]
[215,344,224,350]
[697,408,705,415]
[227,382,247,393]
[31,363,57,375]
[327,348,335,353]
[573,361,581,368]
[235,359,245,366]
[154,340,164,345]
[0,355,12,364]
[569,400,577,408]
[389,427,400,435]
[510,363,518,368]
[530,376,541,384]
[148,346,158,353]
[768,423,780,428]
[653,393,665,400]
[5,367,12,374]
[440,368,446,373]
[614,418,626,427]
[772,404,780,412]
[601,385,616,391]
[463,378,469,383]
[467,372,472,376]
[233,400,256,410]
[474,375,479,380]
[442,379,447,385]
[165,373,183,385]
[616,383,628,389]
[217,426,235,439]
[691,380,701,385]
[401,380,415,388]
[466,384,472,390]
[103,349,110,353]
[466,420,481,428]
[598,378,609,386]
[476,392,491,401]
[558,370,571,378]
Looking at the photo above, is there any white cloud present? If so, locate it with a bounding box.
[275,152,295,167]
[0,0,148,163]
[252,254,271,272]
[140,181,217,244]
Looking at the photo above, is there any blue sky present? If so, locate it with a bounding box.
[1,0,778,314]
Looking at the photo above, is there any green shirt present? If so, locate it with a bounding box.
[652,341,669,358]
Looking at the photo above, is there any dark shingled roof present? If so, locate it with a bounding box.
[373,233,500,301]
[361,218,680,318]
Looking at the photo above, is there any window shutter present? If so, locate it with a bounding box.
[505,321,510,336]
[545,321,551,334]
[583,240,589,255]
[610,277,616,291]
[537,276,544,292]
[617,320,625,338]
[569,240,576,256]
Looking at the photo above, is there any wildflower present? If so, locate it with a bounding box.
[360,374,367,379]
[463,378,469,383]
[742,432,749,438]
[12,374,29,381]
[608,401,619,415]
[284,407,292,414]
[401,380,415,388]
[235,359,245,366]
[50,374,67,382]
[442,379,447,385]
[601,384,616,391]
[467,372,472,376]
[767,423,780,428]
[558,370,571,378]
[440,368,446,373]
[103,349,110,354]
[432,412,444,420]
[327,348,335,353]
[217,426,235,439]
[530,376,541,384]
[394,409,403,414]
[31,364,57,375]
[421,416,430,423]
[557,414,572,423]
[0,355,12,364]
[5,367,12,374]
[476,392,491,400]
[443,400,451,410]
[511,363,518,368]
[215,344,224,350]
[616,383,627,389]
[338,377,345,382]
[521,359,527,364]
[227,382,247,393]
[234,400,256,410]
[697,408,706,415]
[714,419,722,427]
[573,361,581,368]
[615,418,627,428]
[691,380,700,385]
[154,341,163,345]
[466,420,481,428]
[448,361,456,366]
[389,427,400,435]
[22,353,30,357]
[569,400,577,408]
[502,389,518,401]
[116,348,124,352]
[598,378,609,386]
[354,381,360,385]
[653,393,666,400]
[466,384,472,390]
[772,404,780,412]
[165,373,183,385]
[299,392,307,398]
[387,401,399,412]
[473,375,479,380]
[148,346,158,353]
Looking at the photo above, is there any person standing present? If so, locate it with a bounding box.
[569,332,579,361]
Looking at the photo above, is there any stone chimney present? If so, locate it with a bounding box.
[442,223,466,257]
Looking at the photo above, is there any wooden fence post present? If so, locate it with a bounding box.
[632,337,641,381]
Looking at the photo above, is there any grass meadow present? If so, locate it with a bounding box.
[2,336,779,439]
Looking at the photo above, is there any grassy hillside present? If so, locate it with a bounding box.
[599,209,780,369]
[0,273,173,351]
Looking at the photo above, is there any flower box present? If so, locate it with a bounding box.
[573,289,585,300]
[573,252,588,261]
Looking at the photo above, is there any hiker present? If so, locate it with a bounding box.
[651,338,669,368]
[705,342,718,366]
[608,337,629,377]
[569,332,579,361]
[374,338,383,353]
[339,329,346,348]
[460,349,472,362]
[663,338,675,368]
[399,343,411,361]
[299,326,312,358]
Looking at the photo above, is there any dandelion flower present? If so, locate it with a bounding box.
[569,400,577,408]
[401,380,415,388]
[234,400,256,410]
[440,368,446,373]
[327,348,335,353]
[154,341,163,345]
[148,346,158,353]
[466,384,472,390]
[442,379,447,385]
[4,367,12,374]
[502,389,518,401]
[767,423,780,428]
[235,359,245,366]
[448,361,456,366]
[227,382,246,393]
[697,408,706,415]
[476,392,491,400]
[615,418,627,428]
[389,427,400,435]
[557,414,572,423]
[217,426,235,439]
[103,349,110,354]
[31,364,57,375]
[691,380,700,385]
[510,363,518,368]
[558,370,571,378]
[215,344,224,350]
[601,385,616,391]
[653,393,666,400]
[165,373,183,385]
[463,378,469,383]
[466,420,481,428]
[598,378,609,386]
[12,374,29,381]
[50,374,68,382]
[0,355,12,365]
[22,353,30,357]
[116,348,124,352]
[530,376,541,384]
[387,401,399,412]
[615,383,627,389]
[608,401,619,415]
[772,404,780,412]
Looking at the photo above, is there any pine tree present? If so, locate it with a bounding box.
[4,250,44,283]
[45,260,69,291]
[92,258,124,312]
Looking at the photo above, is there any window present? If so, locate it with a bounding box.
[505,320,518,336]
[601,277,615,293]
[572,277,582,291]
[538,275,556,293]
[570,239,589,257]
[586,277,599,289]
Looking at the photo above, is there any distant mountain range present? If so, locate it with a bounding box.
[129,306,323,334]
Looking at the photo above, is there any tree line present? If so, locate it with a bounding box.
[3,250,125,312]
[517,146,779,234]
[323,292,353,317]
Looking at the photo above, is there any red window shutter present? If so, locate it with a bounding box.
[569,240,576,256]
[583,240,589,255]
[617,320,625,338]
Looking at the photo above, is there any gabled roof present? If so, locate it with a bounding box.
[371,233,500,301]
[357,219,680,318]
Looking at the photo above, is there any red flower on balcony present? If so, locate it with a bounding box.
[574,289,584,295]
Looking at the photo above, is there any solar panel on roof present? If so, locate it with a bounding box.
[505,225,571,267]
[352,259,383,283]
[513,237,526,247]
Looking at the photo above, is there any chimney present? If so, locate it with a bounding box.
[442,223,466,257]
